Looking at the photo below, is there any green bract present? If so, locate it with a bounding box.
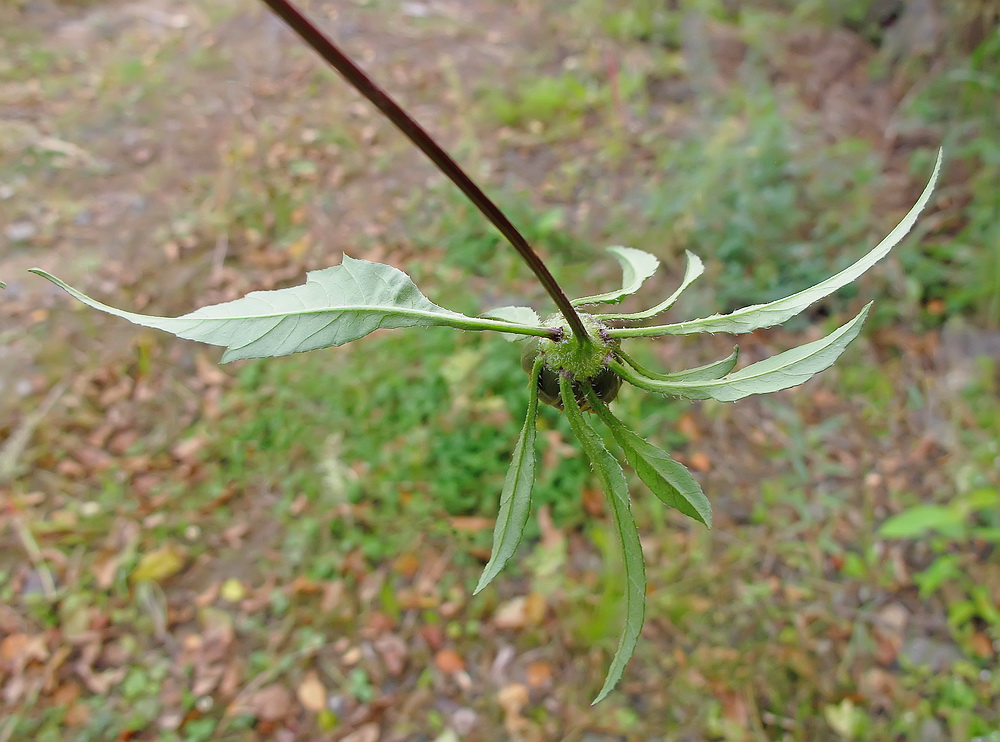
[29,148,942,703]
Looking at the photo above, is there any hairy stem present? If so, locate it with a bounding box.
[257,0,590,345]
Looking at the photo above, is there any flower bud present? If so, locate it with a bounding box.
[520,317,622,411]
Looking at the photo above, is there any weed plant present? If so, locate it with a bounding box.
[8,0,943,702]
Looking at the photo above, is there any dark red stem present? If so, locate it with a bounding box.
[258,0,588,344]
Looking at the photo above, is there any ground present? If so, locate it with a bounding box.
[1,0,999,740]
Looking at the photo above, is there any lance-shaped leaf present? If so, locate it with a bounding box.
[474,358,542,594]
[597,250,704,321]
[0,281,6,289]
[30,255,552,362]
[586,386,711,527]
[484,305,542,341]
[560,374,645,704]
[609,149,942,338]
[572,246,659,306]
[612,302,871,402]
[618,346,739,382]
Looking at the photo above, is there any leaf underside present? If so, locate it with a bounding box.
[31,255,549,362]
[560,375,646,704]
[586,387,711,527]
[611,148,942,338]
[572,246,660,306]
[613,302,872,402]
[484,305,543,341]
[618,346,739,382]
[598,250,704,321]
[475,358,542,594]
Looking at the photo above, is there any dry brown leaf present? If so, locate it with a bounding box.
[419,624,444,652]
[195,352,230,387]
[340,722,380,742]
[497,683,530,736]
[719,690,749,726]
[970,631,995,659]
[246,684,293,722]
[875,603,909,637]
[434,648,465,674]
[297,670,327,713]
[688,451,712,472]
[448,516,495,532]
[493,593,546,630]
[392,552,421,578]
[677,411,701,441]
[1,633,49,675]
[525,661,552,688]
[581,486,604,517]
[64,700,91,727]
[374,633,407,677]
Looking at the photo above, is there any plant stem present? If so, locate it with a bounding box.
[257,0,590,345]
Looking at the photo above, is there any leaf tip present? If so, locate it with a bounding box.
[591,686,613,705]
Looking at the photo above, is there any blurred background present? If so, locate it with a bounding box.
[1,0,998,739]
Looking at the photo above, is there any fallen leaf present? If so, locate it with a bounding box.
[374,633,407,677]
[130,543,186,583]
[434,648,465,674]
[420,624,444,651]
[688,451,712,472]
[581,486,604,517]
[195,352,230,387]
[297,670,327,713]
[875,603,909,637]
[172,435,208,464]
[720,690,748,726]
[0,633,48,673]
[970,631,995,659]
[289,575,322,595]
[393,553,421,578]
[493,593,546,630]
[64,701,91,727]
[246,684,293,722]
[677,411,700,441]
[448,516,495,532]
[341,722,380,742]
[497,683,529,735]
[525,661,552,688]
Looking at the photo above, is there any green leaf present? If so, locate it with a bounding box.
[474,358,542,594]
[610,149,942,338]
[484,305,542,341]
[572,246,660,306]
[586,386,711,527]
[612,302,871,402]
[618,346,739,382]
[879,505,965,540]
[560,375,645,704]
[914,554,961,598]
[597,250,704,321]
[0,281,6,289]
[31,255,552,362]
